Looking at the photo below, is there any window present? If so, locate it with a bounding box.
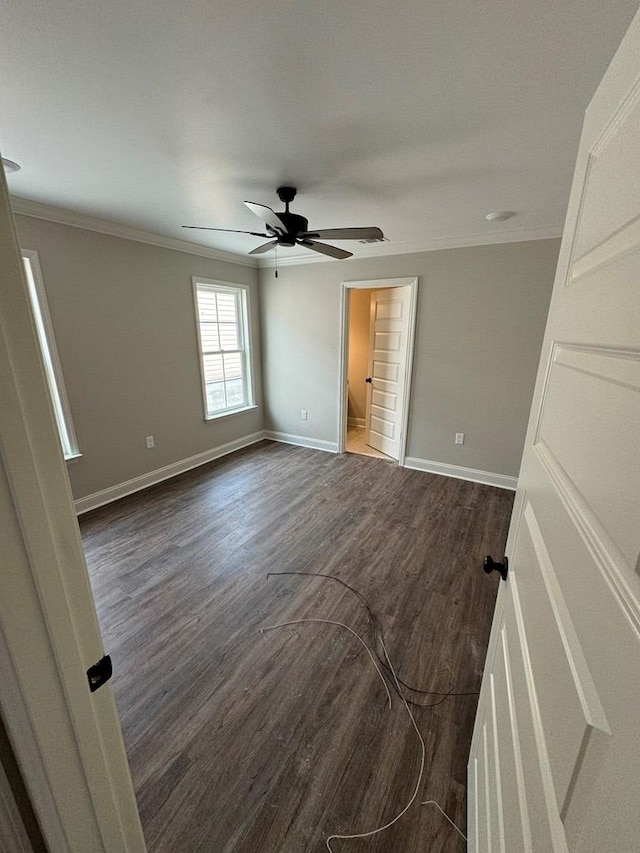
[21,250,80,460]
[193,279,254,419]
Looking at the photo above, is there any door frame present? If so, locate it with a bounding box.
[0,164,146,850]
[337,277,419,464]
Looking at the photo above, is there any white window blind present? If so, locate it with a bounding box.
[22,250,80,459]
[194,280,253,418]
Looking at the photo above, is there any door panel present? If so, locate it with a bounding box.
[469,9,640,852]
[572,87,640,262]
[501,579,567,853]
[371,387,397,410]
[535,346,640,569]
[493,627,532,852]
[372,360,400,381]
[374,331,401,350]
[366,286,411,459]
[512,504,608,812]
[486,676,506,853]
[370,412,394,439]
[475,722,492,852]
[500,578,567,853]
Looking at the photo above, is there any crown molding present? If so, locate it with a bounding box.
[10,196,563,270]
[257,223,564,268]
[10,197,258,268]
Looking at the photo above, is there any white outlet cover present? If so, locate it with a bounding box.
[455,432,465,445]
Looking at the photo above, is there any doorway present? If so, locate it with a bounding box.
[345,287,392,460]
[338,277,418,464]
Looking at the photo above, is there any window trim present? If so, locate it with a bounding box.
[21,249,81,461]
[192,277,256,421]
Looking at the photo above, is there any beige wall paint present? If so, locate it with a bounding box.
[12,213,557,494]
[259,239,559,478]
[14,216,262,500]
[347,288,371,422]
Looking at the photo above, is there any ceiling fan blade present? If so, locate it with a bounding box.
[182,226,270,236]
[248,240,278,255]
[297,239,353,260]
[244,202,287,234]
[300,227,384,241]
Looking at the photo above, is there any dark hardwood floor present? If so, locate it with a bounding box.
[80,441,513,852]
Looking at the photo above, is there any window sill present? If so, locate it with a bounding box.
[64,452,83,464]
[204,404,258,422]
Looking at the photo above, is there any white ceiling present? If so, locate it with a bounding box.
[1,0,638,262]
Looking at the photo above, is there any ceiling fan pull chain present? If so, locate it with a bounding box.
[275,243,278,278]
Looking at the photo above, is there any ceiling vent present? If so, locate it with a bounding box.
[359,236,388,244]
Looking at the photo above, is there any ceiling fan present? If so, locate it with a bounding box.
[183,186,384,259]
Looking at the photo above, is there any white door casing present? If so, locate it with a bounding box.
[365,286,412,460]
[0,163,146,850]
[468,8,640,853]
[338,277,418,463]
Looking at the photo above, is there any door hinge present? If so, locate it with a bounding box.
[87,654,112,692]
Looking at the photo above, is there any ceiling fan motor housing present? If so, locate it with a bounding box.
[271,211,308,245]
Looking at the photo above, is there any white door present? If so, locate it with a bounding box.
[365,285,411,460]
[0,164,146,850]
[468,9,640,852]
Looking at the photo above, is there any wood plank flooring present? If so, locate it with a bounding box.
[80,441,513,852]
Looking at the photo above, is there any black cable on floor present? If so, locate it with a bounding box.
[266,571,480,707]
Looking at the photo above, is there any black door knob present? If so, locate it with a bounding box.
[484,555,509,581]
[365,377,372,383]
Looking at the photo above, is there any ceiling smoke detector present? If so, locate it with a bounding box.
[2,158,21,174]
[485,210,516,222]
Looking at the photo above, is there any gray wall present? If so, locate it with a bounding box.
[14,215,558,498]
[15,216,262,500]
[260,239,559,478]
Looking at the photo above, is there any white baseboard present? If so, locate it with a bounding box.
[263,430,339,454]
[74,435,513,514]
[403,456,518,491]
[347,418,366,428]
[74,431,265,514]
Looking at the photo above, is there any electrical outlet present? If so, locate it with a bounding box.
[301,409,308,421]
[146,435,155,449]
[455,432,465,445]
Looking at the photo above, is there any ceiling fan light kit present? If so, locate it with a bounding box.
[183,186,384,261]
